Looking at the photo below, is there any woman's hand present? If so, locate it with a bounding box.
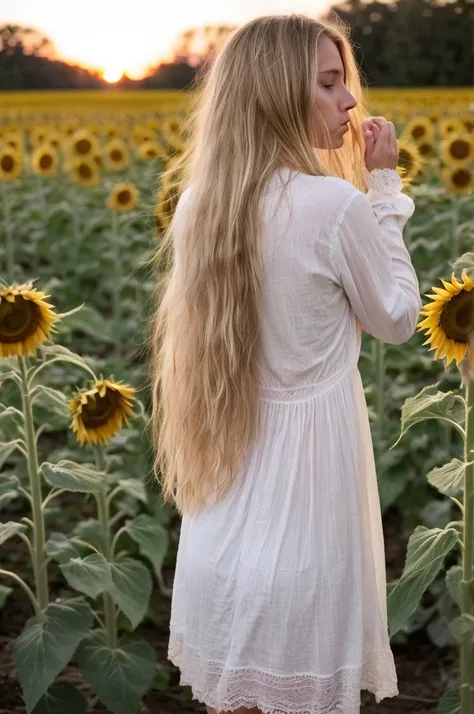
[362,116,399,172]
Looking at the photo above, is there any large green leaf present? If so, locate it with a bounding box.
[71,519,107,553]
[45,533,84,564]
[0,439,24,468]
[60,554,113,599]
[392,385,459,448]
[446,565,463,608]
[30,385,69,415]
[41,461,108,493]
[117,478,147,504]
[426,459,466,498]
[108,558,151,630]
[436,687,460,714]
[13,598,93,713]
[0,475,20,510]
[125,514,169,575]
[37,344,96,379]
[61,305,114,342]
[32,683,88,714]
[450,613,474,644]
[388,526,458,636]
[76,630,156,714]
[0,521,26,546]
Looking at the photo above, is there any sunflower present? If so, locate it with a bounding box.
[68,378,136,445]
[102,139,130,172]
[107,182,139,212]
[403,116,435,144]
[438,117,466,140]
[31,144,58,177]
[136,140,164,161]
[0,282,60,358]
[68,129,100,158]
[1,130,25,153]
[163,134,186,160]
[0,149,23,181]
[60,119,80,137]
[441,134,474,167]
[417,270,474,368]
[442,166,474,195]
[30,125,50,147]
[417,141,436,158]
[44,130,64,149]
[396,137,423,185]
[69,159,101,187]
[131,124,155,147]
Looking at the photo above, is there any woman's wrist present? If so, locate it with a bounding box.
[363,168,403,196]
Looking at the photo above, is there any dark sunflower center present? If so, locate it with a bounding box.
[111,149,123,161]
[78,163,92,179]
[398,149,414,171]
[450,140,470,160]
[146,147,156,157]
[81,388,121,428]
[411,125,426,140]
[1,154,15,172]
[117,189,131,205]
[453,169,471,188]
[39,154,53,170]
[75,138,92,154]
[0,295,41,343]
[439,290,474,342]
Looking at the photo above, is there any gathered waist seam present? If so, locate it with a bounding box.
[258,361,358,404]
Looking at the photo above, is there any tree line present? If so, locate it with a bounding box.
[0,0,471,90]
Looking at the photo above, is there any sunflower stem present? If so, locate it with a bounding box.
[451,194,461,267]
[1,182,15,282]
[461,378,474,714]
[18,356,49,615]
[110,210,122,343]
[95,445,118,649]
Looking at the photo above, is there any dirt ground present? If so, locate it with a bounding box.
[0,508,459,714]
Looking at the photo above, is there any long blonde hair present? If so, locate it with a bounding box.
[148,13,369,515]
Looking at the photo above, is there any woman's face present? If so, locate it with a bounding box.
[312,35,357,149]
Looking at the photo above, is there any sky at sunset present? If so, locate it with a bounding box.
[0,0,331,80]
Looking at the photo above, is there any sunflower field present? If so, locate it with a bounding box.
[0,87,473,714]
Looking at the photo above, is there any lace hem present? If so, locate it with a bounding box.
[168,632,399,714]
[363,168,402,196]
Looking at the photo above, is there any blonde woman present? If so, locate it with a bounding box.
[149,12,421,714]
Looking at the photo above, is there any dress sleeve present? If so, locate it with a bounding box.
[330,168,422,345]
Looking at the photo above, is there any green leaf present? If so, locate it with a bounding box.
[41,461,108,493]
[45,533,84,564]
[0,475,20,509]
[0,584,13,607]
[392,384,459,448]
[108,558,151,630]
[388,526,458,637]
[0,520,26,546]
[31,683,88,714]
[60,554,113,599]
[126,514,169,575]
[13,598,93,713]
[117,478,147,504]
[30,385,69,415]
[38,344,96,379]
[446,565,463,607]
[0,439,24,468]
[76,630,156,714]
[427,459,466,498]
[0,369,20,387]
[62,305,115,343]
[72,519,106,553]
[450,614,474,644]
[436,687,460,714]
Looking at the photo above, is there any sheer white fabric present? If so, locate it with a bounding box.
[167,167,422,714]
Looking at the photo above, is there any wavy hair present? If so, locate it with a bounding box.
[148,12,369,515]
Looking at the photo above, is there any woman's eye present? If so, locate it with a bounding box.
[324,84,334,90]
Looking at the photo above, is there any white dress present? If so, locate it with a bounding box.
[167,167,422,714]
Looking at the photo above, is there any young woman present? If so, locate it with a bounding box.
[149,12,421,714]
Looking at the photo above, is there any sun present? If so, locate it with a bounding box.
[103,68,123,83]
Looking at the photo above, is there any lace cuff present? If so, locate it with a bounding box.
[363,168,402,196]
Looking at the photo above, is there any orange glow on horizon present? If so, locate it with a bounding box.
[103,68,124,83]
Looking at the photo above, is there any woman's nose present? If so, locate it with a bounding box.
[342,90,357,111]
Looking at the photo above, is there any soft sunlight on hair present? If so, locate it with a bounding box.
[148,12,370,516]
